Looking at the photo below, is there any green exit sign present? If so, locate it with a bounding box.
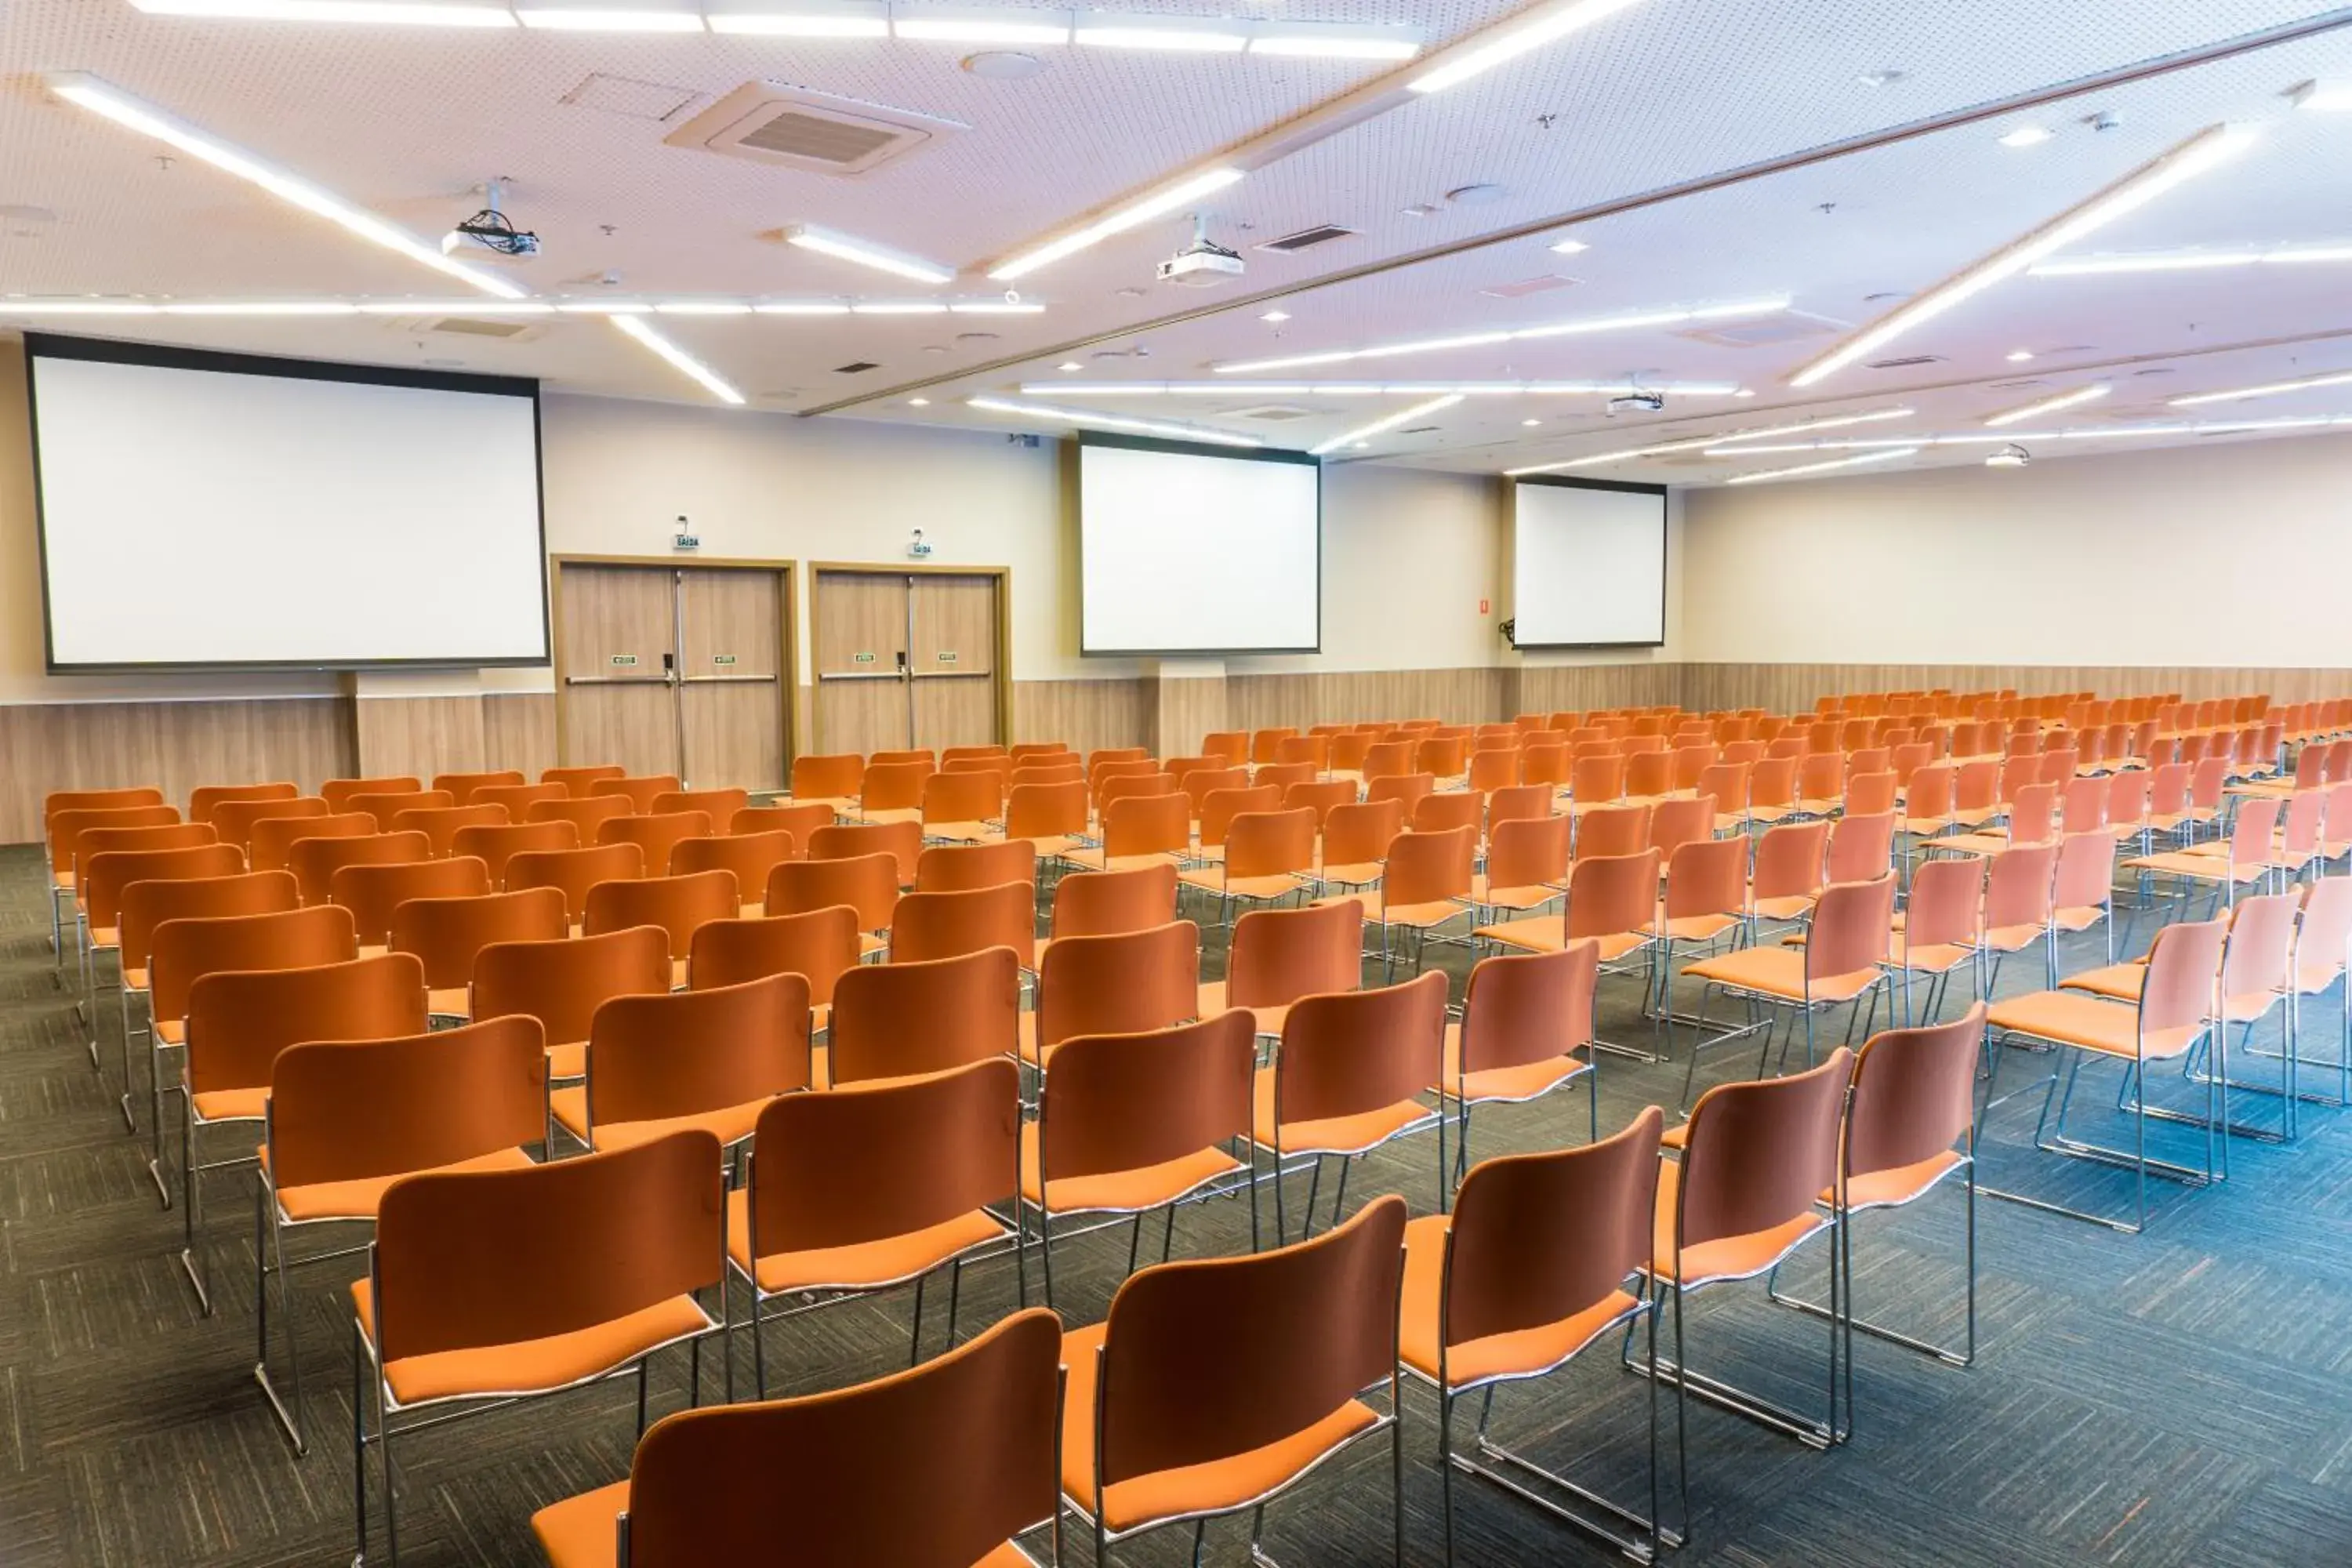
[610,654,637,667]
[853,652,877,664]
[937,651,959,664]
[713,654,737,666]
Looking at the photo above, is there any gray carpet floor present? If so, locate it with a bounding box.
[2,841,2349,1566]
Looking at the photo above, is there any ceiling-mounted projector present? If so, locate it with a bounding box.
[442,180,539,264]
[1607,391,1665,414]
[1157,215,1243,287]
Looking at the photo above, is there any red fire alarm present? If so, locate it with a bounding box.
[1477,598,1490,615]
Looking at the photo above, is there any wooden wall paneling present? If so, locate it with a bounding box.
[483,692,557,779]
[1012,679,1152,754]
[0,697,355,844]
[1153,669,1227,760]
[1514,661,1685,717]
[351,695,487,780]
[1224,668,1506,734]
[1675,664,2352,714]
[679,567,789,792]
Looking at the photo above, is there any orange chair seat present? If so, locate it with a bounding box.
[1058,1319,1379,1535]
[52,870,73,891]
[89,924,121,949]
[532,1483,1034,1568]
[353,1283,708,1409]
[1473,916,1650,964]
[2053,904,2107,934]
[1984,991,2201,1061]
[1893,941,1975,977]
[1441,1022,1584,1106]
[1899,815,1957,837]
[858,932,888,958]
[1062,849,1181,875]
[190,1085,268,1123]
[1981,922,2047,956]
[123,966,151,992]
[153,1017,186,1047]
[725,1189,1005,1296]
[1193,983,1287,1039]
[2296,956,2345,997]
[1021,1128,1239,1216]
[924,819,996,844]
[1399,1212,1639,1387]
[1662,911,1740,945]
[859,807,923,826]
[1922,833,2009,858]
[2060,963,2144,1001]
[427,986,470,1018]
[1178,869,1308,903]
[2124,851,2259,883]
[1840,1150,1965,1211]
[548,1040,588,1080]
[1650,1160,1828,1288]
[551,1088,771,1153]
[1681,946,1879,1007]
[266,1145,535,1224]
[1377,899,1471,932]
[1251,1069,1431,1156]
[1010,833,1081,859]
[1316,862,1384,888]
[1749,893,1817,923]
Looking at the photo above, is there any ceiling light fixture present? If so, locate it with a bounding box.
[1708,414,2352,453]
[2031,241,2352,275]
[989,165,1245,281]
[1215,296,1789,374]
[704,1,887,34]
[45,72,526,298]
[1997,125,2053,148]
[1023,379,1744,397]
[1788,122,2259,390]
[2006,350,2035,362]
[653,300,754,314]
[556,299,654,313]
[129,0,516,21]
[1406,0,1649,95]
[908,396,930,405]
[1311,394,1464,456]
[753,302,853,315]
[1723,448,1920,485]
[1074,23,1245,51]
[966,396,1261,446]
[948,300,1045,314]
[2169,369,2352,407]
[514,3,705,29]
[1260,309,1291,322]
[894,8,1071,44]
[1548,238,1590,255]
[782,224,956,285]
[1985,382,2109,426]
[850,300,949,314]
[1504,407,1912,474]
[1247,27,1421,60]
[611,314,746,404]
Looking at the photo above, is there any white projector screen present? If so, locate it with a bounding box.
[1512,477,1668,648]
[1077,434,1319,655]
[28,336,549,671]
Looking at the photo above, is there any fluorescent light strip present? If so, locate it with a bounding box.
[1985,383,2108,427]
[46,73,526,299]
[895,14,1069,43]
[1790,122,2259,389]
[1216,298,1788,375]
[989,166,1245,281]
[753,302,853,315]
[2170,370,2352,407]
[785,225,956,285]
[131,0,515,21]
[706,4,887,34]
[557,300,653,313]
[966,396,1261,447]
[851,301,947,314]
[1724,448,1921,485]
[1310,394,1464,457]
[652,301,754,315]
[1021,379,1742,397]
[515,7,706,30]
[1408,0,1649,93]
[1504,408,1913,474]
[1248,31,1420,60]
[2032,242,2352,275]
[948,301,1045,314]
[1075,24,1244,51]
[611,314,745,405]
[351,299,556,314]
[1710,416,2352,454]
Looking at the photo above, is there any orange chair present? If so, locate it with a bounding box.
[1059,1195,1407,1566]
[287,831,427,907]
[254,1014,545,1452]
[1472,814,1570,920]
[1316,799,1406,895]
[733,799,834,845]
[1749,819,1830,928]
[506,842,647,925]
[1024,920,1201,1071]
[915,837,1036,893]
[1027,1012,1256,1305]
[1181,805,1316,918]
[731,1059,1022,1392]
[688,905,858,1036]
[390,886,570,1017]
[1358,826,1474,979]
[430,770,525,806]
[888,880,1036,969]
[651,786,750,823]
[112,870,299,1124]
[786,753,863,810]
[528,794,637,840]
[472,925,672,1080]
[1447,942,1602,1167]
[589,774,683,813]
[555,973,811,1155]
[453,818,581,887]
[670,829,797,908]
[920,769,1004,842]
[392,802,509,858]
[1406,1108,1665,1564]
[1000,779,1090,859]
[473,782,568,820]
[599,811,715,882]
[320,776,419,812]
[1191,780,1277,855]
[1066,793,1190,874]
[351,1131,725,1564]
[1886,855,1985,1023]
[808,819,923,887]
[828,948,1020,1088]
[767,852,899,956]
[1200,898,1363,1039]
[346,789,456,833]
[329,855,492,949]
[1047,861,1179,950]
[249,810,376,874]
[531,1306,1062,1568]
[584,869,742,986]
[1680,873,1893,1106]
[1573,802,1651,862]
[542,764,626,798]
[189,781,295,824]
[857,760,935,824]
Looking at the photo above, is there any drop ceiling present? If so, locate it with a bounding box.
[5,0,2352,482]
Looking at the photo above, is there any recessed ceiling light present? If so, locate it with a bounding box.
[1058,361,1083,371]
[1548,237,1589,255]
[2006,350,2034,362]
[1073,23,1247,52]
[1998,125,2054,148]
[1247,25,1421,60]
[1521,417,1541,426]
[1352,441,1368,450]
[907,396,930,405]
[706,2,886,36]
[1260,309,1290,322]
[960,50,1047,78]
[894,8,1069,44]
[514,3,703,31]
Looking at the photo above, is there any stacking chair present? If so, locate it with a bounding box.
[1824,811,1896,884]
[2050,830,2119,964]
[1179,806,1315,920]
[598,811,715,883]
[687,905,859,1039]
[1026,1012,1257,1308]
[651,786,750,824]
[914,837,1036,893]
[114,870,298,1128]
[393,802,509,858]
[1980,917,2227,1232]
[590,774,684,813]
[1405,1109,1666,1564]
[554,974,811,1156]
[472,925,672,1080]
[321,776,420,811]
[530,1306,1062,1568]
[250,810,376,874]
[2291,876,2352,1107]
[919,770,1003,843]
[1889,855,1984,1024]
[1929,781,2057,858]
[209,796,320,856]
[1000,779,1090,858]
[179,953,427,1314]
[1573,803,1652,862]
[670,829,797,908]
[351,1131,726,1566]
[457,819,582,886]
[2126,793,2281,912]
[256,1015,546,1453]
[1657,837,1750,1018]
[1023,920,1201,1072]
[528,794,637,841]
[290,831,430,907]
[1680,874,1894,1108]
[1446,942,1602,1172]
[584,869,742,986]
[75,839,238,1007]
[731,1058,1022,1393]
[1470,814,1570,921]
[857,761,936,826]
[190,782,294,824]
[733,799,835,844]
[1748,820,1830,930]
[430,770,524,805]
[887,881,1036,968]
[472,782,567,821]
[1059,1195,1407,1568]
[784,753,862,811]
[1197,898,1364,1040]
[1192,782,1279,860]
[1067,792,1190,874]
[507,842,647,925]
[828,947,1022,1088]
[543,764,626,798]
[1367,771,1436,819]
[1478,848,1660,971]
[1357,825,1475,978]
[1412,791,1484,837]
[1254,971,1447,1243]
[1316,799,1405,896]
[347,789,456,833]
[767,852,900,956]
[330,855,492,949]
[810,819,924,888]
[1049,862,1179,943]
[389,886,569,1018]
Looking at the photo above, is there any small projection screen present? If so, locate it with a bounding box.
[1076,432,1319,655]
[27,334,550,671]
[1511,476,1668,648]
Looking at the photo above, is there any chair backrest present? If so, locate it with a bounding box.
[1272,969,1446,1127]
[1983,840,2059,931]
[543,764,627,799]
[2052,830,2117,914]
[470,925,671,1046]
[249,810,376,874]
[1455,942,1598,1078]
[1844,771,1899,818]
[1825,811,1895,883]
[768,851,899,931]
[828,947,1019,1085]
[1098,771,1178,816]
[290,830,430,907]
[808,820,924,887]
[1094,1194,1407,1494]
[2299,877,2352,983]
[585,973,812,1132]
[1226,899,1363,1010]
[788,753,863,801]
[1001,779,1089,841]
[347,789,456,834]
[1179,768,1253,819]
[268,1014,546,1192]
[525,794,637,841]
[187,952,428,1098]
[1040,1011,1253,1189]
[1752,820,1829,901]
[321,776,420,812]
[2228,794,2283,869]
[1366,772,1435,815]
[1565,849,1660,942]
[452,820,581,887]
[1647,795,1715,861]
[1036,921,1200,1052]
[1846,1005,1984,1181]
[688,905,860,1004]
[2280,788,2326,855]
[888,881,1035,967]
[1276,779,1354,831]
[329,855,492,946]
[394,803,510,858]
[1570,753,1624,804]
[506,843,645,922]
[1805,873,1895,981]
[1102,792,1191,860]
[1444,1106,1661,1348]
[1624,750,1671,798]
[373,1130,723,1366]
[1409,790,1483,837]
[1381,824,1474,908]
[734,800,835,846]
[209,797,321,855]
[598,812,716,880]
[651,787,751,824]
[670,829,797,895]
[387,887,572,990]
[1359,740,1414,782]
[188,782,292,824]
[920,770,1002,828]
[119,870,299,975]
[1486,813,1570,891]
[2222,891,2299,1001]
[431,771,526,806]
[613,1306,1062,1568]
[1664,836,1747,921]
[589,774,684,812]
[583,869,741,960]
[1901,855,1984,952]
[82,842,241,931]
[150,904,359,1026]
[472,782,568,821]
[2140,918,2227,1038]
[1675,1048,1853,1250]
[1321,800,1404,867]
[1224,807,1317,880]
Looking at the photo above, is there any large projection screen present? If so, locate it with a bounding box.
[1511,477,1668,648]
[1077,433,1319,655]
[27,335,549,672]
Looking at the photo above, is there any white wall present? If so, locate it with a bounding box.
[1680,434,2352,667]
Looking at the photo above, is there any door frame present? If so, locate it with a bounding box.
[808,561,1014,753]
[550,554,800,773]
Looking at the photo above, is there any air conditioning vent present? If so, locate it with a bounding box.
[1675,310,1846,349]
[1257,224,1357,254]
[833,361,880,374]
[1867,354,1947,370]
[1225,405,1314,421]
[665,82,967,176]
[388,314,545,344]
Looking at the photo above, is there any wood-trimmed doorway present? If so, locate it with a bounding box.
[810,564,1011,755]
[551,556,797,790]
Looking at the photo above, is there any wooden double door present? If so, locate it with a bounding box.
[555,559,793,790]
[813,568,1007,755]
